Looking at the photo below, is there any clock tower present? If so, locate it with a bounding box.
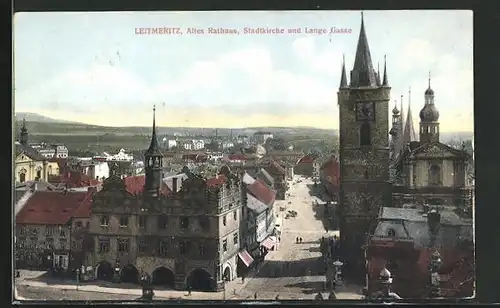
[337,13,391,278]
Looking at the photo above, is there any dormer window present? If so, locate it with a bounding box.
[387,228,396,237]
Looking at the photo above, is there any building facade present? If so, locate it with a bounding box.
[391,77,472,208]
[84,108,243,291]
[337,14,391,277]
[14,120,49,184]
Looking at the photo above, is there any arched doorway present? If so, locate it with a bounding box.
[186,268,213,291]
[95,261,113,281]
[429,165,441,186]
[120,264,139,284]
[152,267,175,288]
[223,266,231,282]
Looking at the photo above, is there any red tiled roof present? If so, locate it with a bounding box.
[321,157,340,187]
[228,154,247,161]
[49,170,100,188]
[72,188,96,218]
[247,179,276,206]
[16,189,96,225]
[266,161,286,175]
[297,155,315,164]
[206,174,227,187]
[123,175,172,196]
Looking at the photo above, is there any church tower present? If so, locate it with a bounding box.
[419,73,440,143]
[144,105,163,197]
[20,118,28,145]
[338,12,391,276]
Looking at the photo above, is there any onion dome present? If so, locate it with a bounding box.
[392,105,400,115]
[425,87,434,96]
[419,103,439,122]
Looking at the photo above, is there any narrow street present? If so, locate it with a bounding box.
[239,176,362,300]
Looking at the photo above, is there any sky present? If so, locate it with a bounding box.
[13,10,473,131]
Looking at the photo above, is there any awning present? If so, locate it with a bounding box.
[238,250,254,267]
[261,237,276,250]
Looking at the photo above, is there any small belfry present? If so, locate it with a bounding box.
[144,105,163,197]
[419,71,440,143]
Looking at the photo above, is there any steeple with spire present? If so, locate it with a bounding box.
[402,87,417,144]
[350,12,378,88]
[20,118,29,145]
[339,54,348,89]
[419,72,440,143]
[144,105,163,197]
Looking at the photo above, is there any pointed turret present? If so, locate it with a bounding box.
[382,55,389,87]
[350,12,378,88]
[377,62,381,86]
[20,118,28,145]
[339,54,348,89]
[144,105,163,197]
[402,88,417,144]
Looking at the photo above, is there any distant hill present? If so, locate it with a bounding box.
[15,112,83,124]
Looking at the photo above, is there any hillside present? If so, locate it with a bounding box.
[15,112,83,124]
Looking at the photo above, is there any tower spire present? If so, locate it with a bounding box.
[339,54,348,89]
[428,71,431,88]
[350,11,377,87]
[382,55,389,86]
[377,62,381,86]
[146,105,161,155]
[20,117,28,145]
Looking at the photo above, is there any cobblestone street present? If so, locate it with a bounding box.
[15,176,362,301]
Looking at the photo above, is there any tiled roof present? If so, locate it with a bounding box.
[15,142,46,161]
[297,155,315,164]
[50,171,100,188]
[123,175,172,196]
[246,193,268,214]
[16,189,96,225]
[228,154,247,161]
[256,168,274,186]
[265,161,286,175]
[247,179,276,206]
[206,174,227,187]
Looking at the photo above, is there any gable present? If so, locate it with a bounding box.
[15,153,33,163]
[411,143,467,160]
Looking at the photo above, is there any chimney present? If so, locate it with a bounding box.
[172,177,178,193]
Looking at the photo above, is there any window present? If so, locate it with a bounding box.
[118,238,130,252]
[75,221,82,228]
[364,170,369,180]
[45,227,54,237]
[138,216,147,228]
[429,165,441,186]
[36,169,42,180]
[233,232,238,245]
[100,215,110,227]
[158,215,168,229]
[59,238,67,249]
[180,217,190,229]
[198,243,205,257]
[233,210,237,221]
[179,241,189,256]
[119,216,129,227]
[360,122,371,146]
[222,239,228,252]
[46,238,54,249]
[19,171,26,183]
[223,215,227,226]
[139,240,147,253]
[98,238,110,253]
[158,240,168,256]
[85,221,90,228]
[387,228,396,237]
[20,227,26,236]
[199,217,210,231]
[59,228,66,237]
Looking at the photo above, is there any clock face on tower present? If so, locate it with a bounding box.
[356,102,375,121]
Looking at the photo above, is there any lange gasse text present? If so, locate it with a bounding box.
[134,26,352,35]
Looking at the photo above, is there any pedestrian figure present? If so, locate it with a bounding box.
[296,237,299,243]
[187,285,192,296]
[275,295,280,300]
[242,276,245,283]
[254,292,258,299]
[300,237,303,243]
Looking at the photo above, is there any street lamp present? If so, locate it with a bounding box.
[76,268,80,290]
